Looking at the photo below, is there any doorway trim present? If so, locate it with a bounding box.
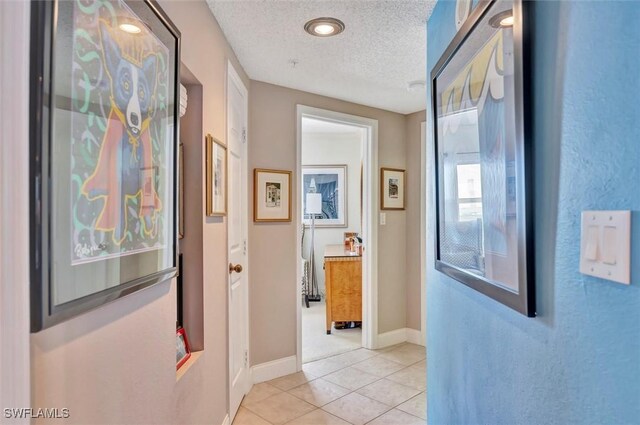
[420,121,427,346]
[226,60,250,420]
[295,105,379,370]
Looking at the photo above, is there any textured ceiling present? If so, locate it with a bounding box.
[206,0,437,114]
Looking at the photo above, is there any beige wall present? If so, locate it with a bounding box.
[30,2,249,424]
[405,110,426,331]
[249,81,416,364]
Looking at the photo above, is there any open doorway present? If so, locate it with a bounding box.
[300,117,364,362]
[296,106,379,368]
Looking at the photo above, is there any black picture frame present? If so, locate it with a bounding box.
[30,0,181,331]
[431,0,534,316]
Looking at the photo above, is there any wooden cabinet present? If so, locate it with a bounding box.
[324,245,362,334]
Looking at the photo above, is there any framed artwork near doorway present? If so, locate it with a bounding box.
[431,0,534,316]
[254,169,292,222]
[30,0,181,331]
[302,165,347,227]
[380,167,406,210]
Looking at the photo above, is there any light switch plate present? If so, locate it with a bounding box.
[380,212,386,225]
[579,210,631,285]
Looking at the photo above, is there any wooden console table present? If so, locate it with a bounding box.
[324,244,362,334]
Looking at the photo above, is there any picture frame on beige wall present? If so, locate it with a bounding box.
[29,0,181,332]
[254,169,292,222]
[206,134,227,216]
[380,167,406,210]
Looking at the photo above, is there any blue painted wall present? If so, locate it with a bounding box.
[426,1,640,424]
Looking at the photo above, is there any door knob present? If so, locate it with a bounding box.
[229,263,243,274]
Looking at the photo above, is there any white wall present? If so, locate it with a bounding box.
[301,130,364,294]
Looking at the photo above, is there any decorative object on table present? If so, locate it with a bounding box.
[380,167,406,210]
[431,0,534,316]
[302,165,347,227]
[206,134,227,216]
[253,169,292,222]
[176,326,191,370]
[30,0,181,331]
[179,143,185,239]
[344,232,358,250]
[302,188,323,308]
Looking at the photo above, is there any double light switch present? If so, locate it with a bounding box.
[580,211,631,285]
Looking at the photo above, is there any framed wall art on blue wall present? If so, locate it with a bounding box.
[431,0,534,316]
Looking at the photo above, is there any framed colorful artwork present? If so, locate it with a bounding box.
[301,165,347,227]
[431,0,534,316]
[206,134,227,216]
[30,0,181,331]
[176,327,191,370]
[380,167,406,210]
[254,169,292,222]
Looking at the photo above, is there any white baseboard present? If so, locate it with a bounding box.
[250,355,297,384]
[406,328,425,346]
[377,328,425,349]
[220,414,230,425]
[377,328,408,348]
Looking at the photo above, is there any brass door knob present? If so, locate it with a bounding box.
[229,263,243,274]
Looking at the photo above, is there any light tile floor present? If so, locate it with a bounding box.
[302,301,362,362]
[233,343,426,425]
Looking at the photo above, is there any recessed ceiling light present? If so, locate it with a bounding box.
[304,17,345,37]
[119,23,142,34]
[407,80,426,92]
[489,10,514,28]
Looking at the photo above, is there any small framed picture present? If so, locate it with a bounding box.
[206,134,227,216]
[254,169,292,222]
[176,327,191,370]
[380,168,406,210]
[302,165,347,227]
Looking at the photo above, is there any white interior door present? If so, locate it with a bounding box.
[227,62,249,421]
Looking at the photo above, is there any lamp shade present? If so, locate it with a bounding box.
[306,193,323,215]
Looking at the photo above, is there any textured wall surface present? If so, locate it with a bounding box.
[426,1,640,424]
